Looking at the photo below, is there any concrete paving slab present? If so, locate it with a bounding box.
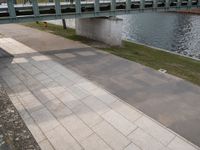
[128,128,165,150]
[92,121,131,150]
[80,133,112,150]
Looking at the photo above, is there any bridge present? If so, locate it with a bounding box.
[0,0,199,24]
[0,0,199,45]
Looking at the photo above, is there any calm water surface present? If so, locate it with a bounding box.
[121,12,200,59]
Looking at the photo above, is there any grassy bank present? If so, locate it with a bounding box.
[24,22,200,86]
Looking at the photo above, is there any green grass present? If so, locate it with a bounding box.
[24,22,99,45]
[24,22,200,86]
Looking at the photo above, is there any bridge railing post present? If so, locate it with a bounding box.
[165,0,170,9]
[140,0,145,9]
[94,0,100,12]
[75,0,81,14]
[177,0,181,8]
[126,0,131,11]
[55,0,61,16]
[7,0,16,18]
[153,0,157,9]
[32,0,40,16]
[111,0,116,11]
[187,0,192,7]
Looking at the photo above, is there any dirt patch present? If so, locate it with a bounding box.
[0,87,40,150]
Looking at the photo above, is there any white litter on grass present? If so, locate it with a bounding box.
[158,69,167,73]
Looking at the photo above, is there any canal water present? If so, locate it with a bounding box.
[51,12,200,59]
[121,12,200,59]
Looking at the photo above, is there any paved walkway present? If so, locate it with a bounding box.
[1,24,200,147]
[0,24,199,149]
[0,37,199,150]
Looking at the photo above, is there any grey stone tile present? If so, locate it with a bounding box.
[102,110,137,136]
[23,78,44,91]
[8,95,20,105]
[32,55,51,61]
[62,70,83,82]
[45,99,72,120]
[55,53,75,59]
[75,79,98,92]
[128,128,165,150]
[68,85,90,100]
[33,88,56,104]
[38,139,54,150]
[41,80,57,90]
[31,108,59,132]
[40,78,54,86]
[31,61,50,71]
[92,121,130,150]
[45,125,82,150]
[111,101,142,122]
[48,84,66,97]
[51,64,69,75]
[24,117,46,143]
[23,65,41,76]
[19,94,44,113]
[11,97,31,120]
[60,114,93,142]
[0,68,13,77]
[10,83,31,96]
[13,57,29,63]
[58,90,79,108]
[90,88,118,105]
[53,75,74,88]
[41,68,55,75]
[82,96,111,115]
[71,102,103,127]
[35,73,49,81]
[3,74,22,86]
[168,137,198,150]
[134,116,175,145]
[76,51,96,56]
[43,60,58,68]
[81,133,111,150]
[47,71,61,79]
[124,143,141,150]
[14,70,32,82]
[160,147,172,150]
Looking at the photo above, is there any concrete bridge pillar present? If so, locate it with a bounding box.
[75,17,123,46]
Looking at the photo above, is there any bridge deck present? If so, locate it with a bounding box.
[0,0,199,23]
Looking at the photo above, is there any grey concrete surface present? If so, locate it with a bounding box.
[0,24,200,147]
[76,17,123,46]
[0,47,13,58]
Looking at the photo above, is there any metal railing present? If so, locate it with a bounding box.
[0,0,199,24]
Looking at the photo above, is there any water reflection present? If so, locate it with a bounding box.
[121,12,200,59]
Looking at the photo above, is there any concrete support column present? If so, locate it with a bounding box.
[165,0,170,9]
[7,0,16,18]
[32,0,40,16]
[75,17,123,46]
[153,0,157,9]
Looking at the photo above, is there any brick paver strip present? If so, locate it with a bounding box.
[0,37,199,150]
